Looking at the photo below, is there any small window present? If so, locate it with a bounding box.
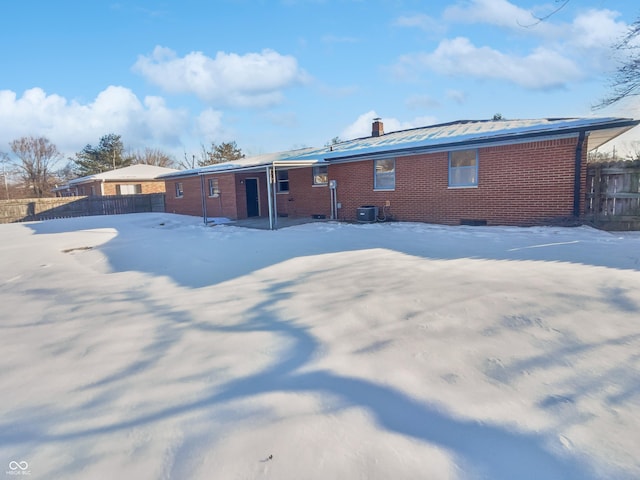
[116,184,142,195]
[90,185,96,196]
[277,170,289,193]
[312,165,328,186]
[374,158,395,190]
[175,182,184,198]
[449,149,478,187]
[208,178,220,197]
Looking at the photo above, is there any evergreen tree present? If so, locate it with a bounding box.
[73,134,131,176]
[198,141,244,167]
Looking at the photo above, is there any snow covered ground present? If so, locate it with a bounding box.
[1,213,639,479]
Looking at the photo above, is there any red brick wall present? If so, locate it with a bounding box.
[330,137,587,226]
[164,176,203,217]
[75,180,102,196]
[275,168,331,217]
[162,137,588,226]
[166,172,272,220]
[202,173,239,219]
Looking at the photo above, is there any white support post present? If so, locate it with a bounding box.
[266,166,274,230]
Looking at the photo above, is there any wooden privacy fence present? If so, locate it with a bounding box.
[585,162,640,230]
[0,194,166,224]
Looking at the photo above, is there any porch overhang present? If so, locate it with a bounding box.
[193,158,326,230]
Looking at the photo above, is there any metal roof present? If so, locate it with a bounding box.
[293,117,640,162]
[161,147,326,179]
[160,117,639,178]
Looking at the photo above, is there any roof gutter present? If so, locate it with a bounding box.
[163,159,323,180]
[573,130,587,218]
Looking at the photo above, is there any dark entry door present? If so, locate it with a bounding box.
[245,178,259,217]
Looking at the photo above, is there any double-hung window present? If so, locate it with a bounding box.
[449,149,478,187]
[312,165,328,186]
[374,158,395,190]
[116,184,142,195]
[175,182,184,198]
[208,178,220,197]
[277,170,289,193]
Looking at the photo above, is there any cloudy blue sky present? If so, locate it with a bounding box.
[1,0,639,161]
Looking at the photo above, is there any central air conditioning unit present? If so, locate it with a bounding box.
[357,206,378,223]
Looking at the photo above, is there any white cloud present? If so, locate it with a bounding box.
[396,37,582,90]
[443,0,560,37]
[568,9,627,52]
[133,46,310,108]
[442,0,627,50]
[340,111,378,140]
[0,87,189,158]
[341,111,438,140]
[433,1,629,82]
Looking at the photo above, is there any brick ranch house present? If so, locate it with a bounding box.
[160,117,639,228]
[54,164,178,197]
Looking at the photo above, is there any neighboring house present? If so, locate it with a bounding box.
[54,164,178,197]
[160,117,639,228]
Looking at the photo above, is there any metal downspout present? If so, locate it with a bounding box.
[573,131,586,218]
[266,166,274,230]
[272,166,279,229]
[200,174,207,224]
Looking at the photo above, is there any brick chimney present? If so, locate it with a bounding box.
[372,118,384,137]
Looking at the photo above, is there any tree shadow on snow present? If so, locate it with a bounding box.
[11,215,639,477]
[0,276,611,480]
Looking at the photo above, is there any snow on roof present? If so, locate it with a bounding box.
[160,147,325,179]
[298,117,640,161]
[69,164,179,185]
[161,117,639,178]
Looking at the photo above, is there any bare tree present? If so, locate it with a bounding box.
[10,136,61,198]
[522,0,640,109]
[0,151,13,199]
[129,148,176,168]
[596,19,640,108]
[518,0,569,27]
[177,151,197,170]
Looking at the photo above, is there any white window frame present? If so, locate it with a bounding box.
[116,184,142,195]
[208,178,220,197]
[312,165,328,186]
[175,182,184,198]
[374,158,395,190]
[277,170,289,193]
[448,149,479,188]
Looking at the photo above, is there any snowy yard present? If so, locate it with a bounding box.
[1,213,639,479]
